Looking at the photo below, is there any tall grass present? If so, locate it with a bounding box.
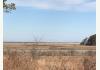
[4,49,96,70]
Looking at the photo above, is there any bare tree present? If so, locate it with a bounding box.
[32,34,44,47]
[31,34,44,58]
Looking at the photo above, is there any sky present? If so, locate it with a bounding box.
[4,0,96,42]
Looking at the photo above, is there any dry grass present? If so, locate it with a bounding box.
[3,43,96,70]
[4,42,96,50]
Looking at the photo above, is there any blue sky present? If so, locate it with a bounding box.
[4,0,96,42]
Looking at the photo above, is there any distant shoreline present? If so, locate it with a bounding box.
[3,42,80,43]
[3,42,80,45]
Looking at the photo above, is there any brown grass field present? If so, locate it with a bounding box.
[4,42,96,70]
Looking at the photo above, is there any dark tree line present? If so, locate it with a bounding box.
[3,0,16,12]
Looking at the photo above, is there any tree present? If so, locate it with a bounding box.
[80,34,96,46]
[80,37,88,45]
[32,34,43,47]
[86,34,96,46]
[3,0,16,12]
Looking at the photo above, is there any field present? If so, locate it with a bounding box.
[4,42,96,70]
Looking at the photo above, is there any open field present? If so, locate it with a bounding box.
[4,42,96,50]
[4,42,96,70]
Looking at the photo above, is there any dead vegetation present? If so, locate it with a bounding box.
[3,43,96,70]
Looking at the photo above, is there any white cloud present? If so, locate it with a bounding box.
[8,0,96,12]
[74,1,96,12]
[32,2,49,9]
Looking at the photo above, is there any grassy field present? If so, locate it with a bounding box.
[4,42,96,70]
